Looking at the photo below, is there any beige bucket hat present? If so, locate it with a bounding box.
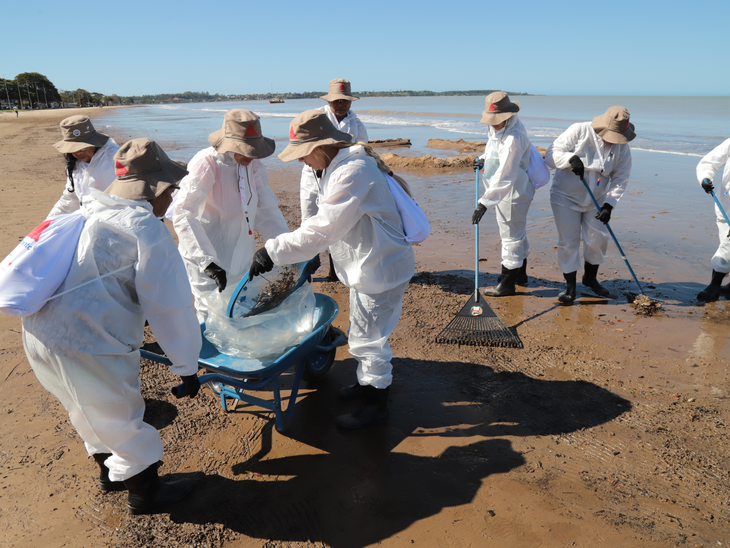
[480,91,521,125]
[278,110,354,162]
[591,106,636,144]
[320,79,359,102]
[208,109,275,158]
[54,115,110,153]
[105,138,188,201]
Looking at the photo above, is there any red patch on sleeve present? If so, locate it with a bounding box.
[115,160,129,177]
[27,220,52,242]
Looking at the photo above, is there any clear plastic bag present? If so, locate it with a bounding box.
[202,264,316,361]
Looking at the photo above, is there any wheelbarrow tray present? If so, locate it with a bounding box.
[141,293,342,432]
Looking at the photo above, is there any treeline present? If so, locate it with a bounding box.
[0,72,529,110]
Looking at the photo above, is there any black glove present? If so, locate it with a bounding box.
[473,157,485,172]
[249,247,274,278]
[204,262,227,292]
[568,155,584,178]
[306,254,321,277]
[472,204,487,224]
[179,374,200,398]
[596,203,613,224]
[701,178,714,194]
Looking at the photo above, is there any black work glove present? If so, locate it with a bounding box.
[249,247,274,278]
[701,178,714,194]
[472,204,487,224]
[204,262,227,292]
[568,155,584,178]
[305,254,321,277]
[473,157,485,172]
[180,374,200,398]
[596,203,613,224]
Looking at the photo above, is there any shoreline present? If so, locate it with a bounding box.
[1,113,729,547]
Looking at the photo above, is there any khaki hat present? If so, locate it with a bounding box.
[208,109,275,159]
[480,91,521,125]
[54,115,110,153]
[105,138,188,201]
[320,79,359,102]
[591,106,636,144]
[278,110,354,162]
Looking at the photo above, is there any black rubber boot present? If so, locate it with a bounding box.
[483,265,518,297]
[124,463,193,515]
[339,382,368,401]
[336,386,390,429]
[558,272,577,304]
[697,270,727,302]
[516,259,528,286]
[581,262,611,297]
[92,453,126,493]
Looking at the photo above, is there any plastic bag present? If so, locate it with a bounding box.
[384,173,431,243]
[527,145,551,189]
[202,266,316,361]
[0,211,86,316]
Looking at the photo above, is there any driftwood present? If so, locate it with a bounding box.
[367,138,412,148]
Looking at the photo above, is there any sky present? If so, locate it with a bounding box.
[3,0,728,97]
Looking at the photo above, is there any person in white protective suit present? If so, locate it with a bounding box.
[545,106,635,304]
[471,91,535,296]
[300,78,368,282]
[249,110,415,430]
[22,139,203,515]
[695,138,730,302]
[172,110,290,322]
[47,115,120,218]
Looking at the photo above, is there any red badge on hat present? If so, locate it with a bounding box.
[338,84,346,91]
[488,103,497,112]
[289,126,297,140]
[623,119,630,130]
[115,160,129,177]
[27,220,52,242]
[244,124,258,137]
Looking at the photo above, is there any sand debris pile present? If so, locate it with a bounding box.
[367,138,411,148]
[380,152,476,172]
[630,293,662,316]
[428,138,485,153]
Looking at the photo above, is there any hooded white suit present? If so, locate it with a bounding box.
[172,148,290,321]
[477,116,534,269]
[47,139,120,218]
[267,145,414,388]
[300,105,368,221]
[22,190,202,482]
[696,138,730,273]
[545,122,632,273]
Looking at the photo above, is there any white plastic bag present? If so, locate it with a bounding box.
[203,272,316,362]
[0,211,86,316]
[527,145,550,189]
[384,173,431,243]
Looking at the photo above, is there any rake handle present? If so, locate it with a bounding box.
[710,190,730,226]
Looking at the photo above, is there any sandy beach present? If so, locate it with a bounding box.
[1,108,730,548]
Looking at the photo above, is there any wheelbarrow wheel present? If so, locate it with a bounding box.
[302,326,338,383]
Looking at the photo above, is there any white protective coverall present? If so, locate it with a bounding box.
[545,122,632,273]
[300,106,368,221]
[172,148,290,322]
[22,190,202,482]
[476,116,534,270]
[696,138,730,273]
[47,139,120,218]
[266,145,415,389]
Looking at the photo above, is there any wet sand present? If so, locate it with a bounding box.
[1,110,730,547]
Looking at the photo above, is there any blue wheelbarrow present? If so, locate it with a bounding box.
[140,263,345,432]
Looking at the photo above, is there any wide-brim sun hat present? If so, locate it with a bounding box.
[105,138,188,201]
[278,110,354,163]
[591,106,636,144]
[53,115,110,153]
[320,78,359,102]
[208,109,275,159]
[480,91,521,125]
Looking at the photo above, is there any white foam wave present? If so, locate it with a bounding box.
[631,147,703,157]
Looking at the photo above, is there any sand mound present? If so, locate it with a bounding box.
[428,138,485,153]
[380,152,476,171]
[368,138,411,148]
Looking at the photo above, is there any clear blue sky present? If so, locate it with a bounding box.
[4,0,728,96]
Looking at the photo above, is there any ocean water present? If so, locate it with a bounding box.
[92,96,730,301]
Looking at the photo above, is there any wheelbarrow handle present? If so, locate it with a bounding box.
[315,326,347,353]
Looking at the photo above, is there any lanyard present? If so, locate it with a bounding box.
[589,126,612,173]
[237,164,253,235]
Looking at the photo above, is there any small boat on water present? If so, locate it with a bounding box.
[269,98,285,104]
